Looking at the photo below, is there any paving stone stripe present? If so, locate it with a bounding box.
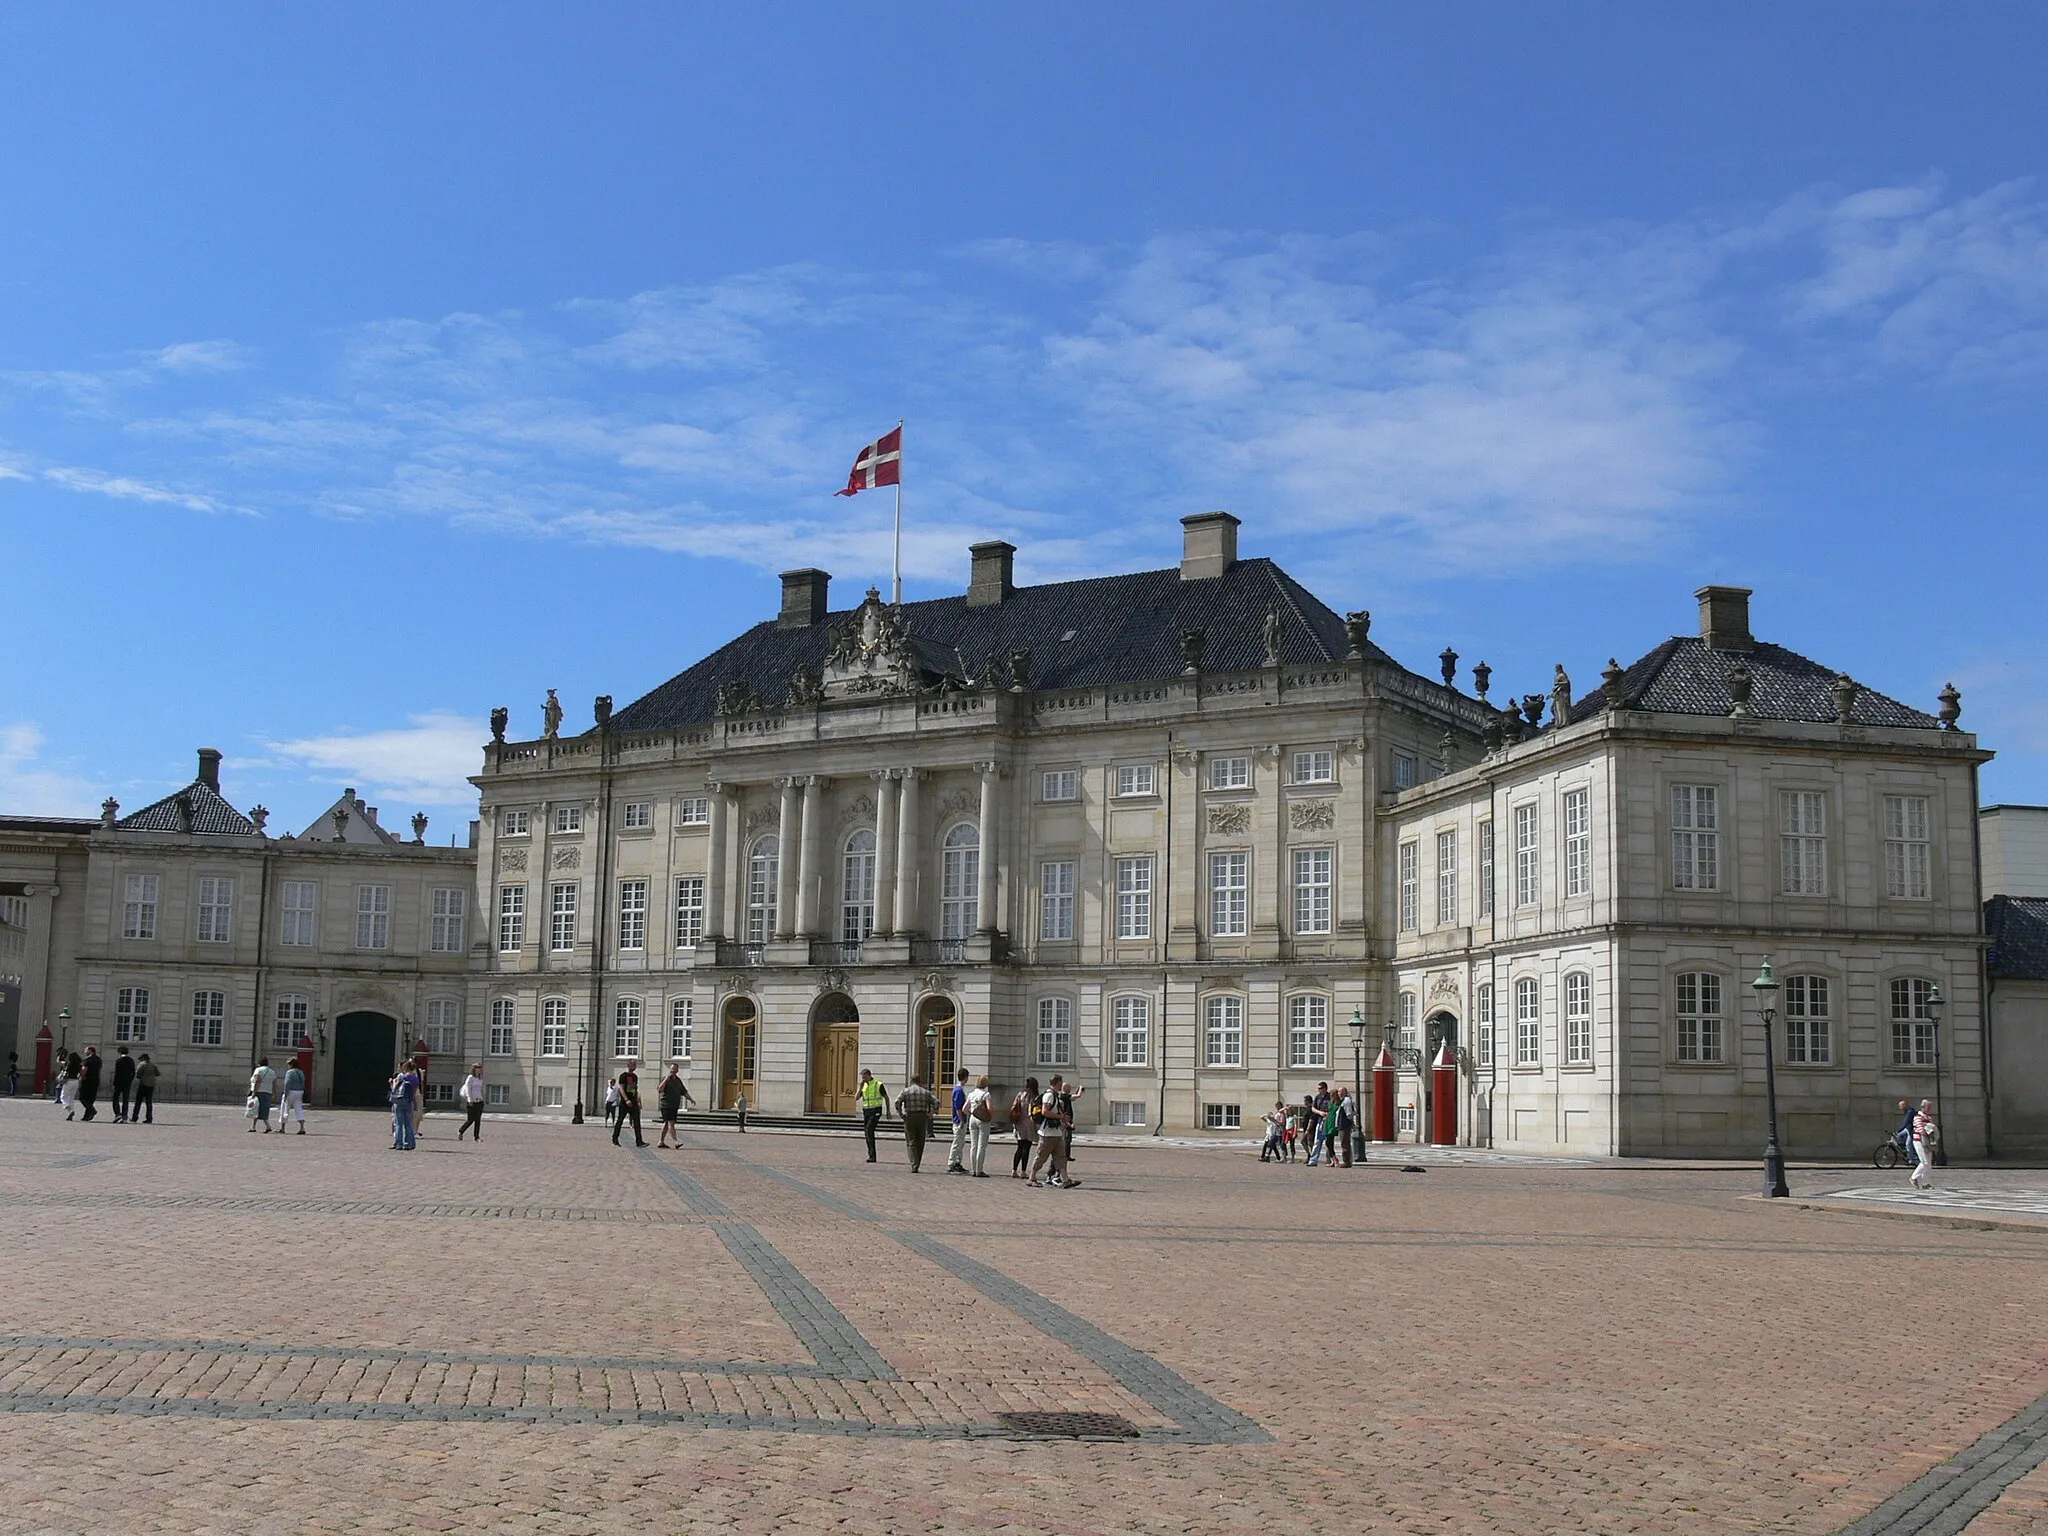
[0,1335,837,1378]
[1835,1387,2048,1535]
[0,1189,695,1222]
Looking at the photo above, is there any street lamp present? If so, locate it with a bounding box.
[1925,983,1946,1166]
[573,1019,589,1124]
[923,1019,939,1084]
[1750,959,1789,1198]
[56,1007,70,1053]
[1348,1008,1369,1164]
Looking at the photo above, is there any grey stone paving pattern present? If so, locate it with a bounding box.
[0,1335,838,1377]
[0,1189,694,1222]
[1835,1387,2048,1535]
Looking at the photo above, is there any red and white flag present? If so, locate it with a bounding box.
[835,425,902,496]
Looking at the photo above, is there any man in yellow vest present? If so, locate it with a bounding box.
[857,1068,888,1163]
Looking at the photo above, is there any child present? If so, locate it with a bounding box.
[1260,1102,1287,1162]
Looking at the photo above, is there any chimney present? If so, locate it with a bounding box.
[196,748,222,792]
[778,568,831,629]
[1180,512,1240,581]
[1695,585,1754,651]
[967,541,1015,607]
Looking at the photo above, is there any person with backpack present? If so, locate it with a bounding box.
[964,1074,995,1178]
[1010,1077,1039,1178]
[1029,1075,1080,1189]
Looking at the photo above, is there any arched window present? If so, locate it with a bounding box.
[1110,995,1150,1067]
[1287,994,1330,1069]
[1564,972,1592,1065]
[1035,996,1073,1067]
[1514,977,1541,1066]
[1397,990,1418,1050]
[842,829,876,943]
[1204,995,1244,1067]
[940,822,979,939]
[746,835,779,943]
[538,998,567,1057]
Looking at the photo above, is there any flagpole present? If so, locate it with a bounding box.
[892,418,904,605]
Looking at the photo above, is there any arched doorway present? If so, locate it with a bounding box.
[809,992,861,1114]
[719,995,759,1109]
[917,994,957,1087]
[1425,1011,1459,1146]
[332,1011,398,1108]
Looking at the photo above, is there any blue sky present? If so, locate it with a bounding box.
[2,4,2045,830]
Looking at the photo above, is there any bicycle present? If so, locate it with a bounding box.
[1871,1129,1915,1169]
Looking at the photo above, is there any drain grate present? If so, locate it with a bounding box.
[998,1410,1142,1440]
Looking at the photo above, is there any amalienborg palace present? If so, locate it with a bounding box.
[0,512,1996,1157]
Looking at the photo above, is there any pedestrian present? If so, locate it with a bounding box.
[389,1061,420,1150]
[1910,1098,1939,1190]
[1010,1077,1039,1178]
[857,1068,888,1162]
[5,1050,16,1095]
[612,1058,646,1147]
[1261,1101,1287,1162]
[965,1074,994,1177]
[894,1075,938,1172]
[602,1077,620,1130]
[248,1056,276,1133]
[735,1090,748,1132]
[278,1059,307,1134]
[111,1046,136,1123]
[1334,1088,1357,1167]
[1305,1084,1332,1165]
[132,1053,158,1124]
[1059,1078,1084,1172]
[1029,1075,1075,1188]
[457,1062,486,1141]
[946,1066,972,1174]
[655,1062,688,1149]
[1320,1091,1343,1168]
[78,1046,102,1122]
[58,1050,81,1120]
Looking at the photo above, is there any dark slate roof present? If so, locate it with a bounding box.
[1987,896,2048,982]
[611,558,1390,733]
[115,782,258,837]
[0,816,97,835]
[1569,636,1941,729]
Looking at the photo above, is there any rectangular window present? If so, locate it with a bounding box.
[1293,846,1333,934]
[553,805,583,834]
[1204,1103,1242,1130]
[1204,994,1244,1067]
[1478,821,1495,919]
[0,894,21,930]
[1207,756,1250,790]
[272,993,308,1050]
[673,877,704,949]
[488,999,516,1057]
[1398,1103,1418,1136]
[1287,994,1329,1068]
[1039,862,1075,942]
[1514,978,1541,1066]
[1780,791,1828,896]
[1292,749,1333,784]
[1785,974,1833,1065]
[1041,770,1079,802]
[676,797,709,826]
[621,801,653,830]
[537,1086,565,1108]
[1397,841,1419,932]
[1398,990,1417,1050]
[1036,997,1073,1066]
[486,1083,510,1106]
[1675,972,1725,1064]
[497,885,526,952]
[1564,972,1592,1066]
[1563,788,1591,899]
[1889,977,1937,1067]
[115,986,150,1044]
[197,876,234,943]
[538,998,566,1057]
[426,1082,456,1105]
[617,879,647,950]
[189,989,225,1048]
[424,998,460,1057]
[940,833,979,940]
[670,998,693,1062]
[429,888,466,952]
[613,997,642,1060]
[354,884,390,950]
[1393,752,1418,790]
[501,808,530,836]
[1884,795,1932,899]
[122,874,159,940]
[1111,996,1150,1067]
[549,883,578,952]
[281,881,317,946]
[1475,983,1494,1068]
[1672,784,1720,891]
[1109,1100,1148,1126]
[1209,851,1248,936]
[1115,856,1153,939]
[1514,803,1540,908]
[1436,829,1459,927]
[1114,764,1155,798]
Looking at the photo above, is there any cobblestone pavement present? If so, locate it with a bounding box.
[0,1101,2044,1534]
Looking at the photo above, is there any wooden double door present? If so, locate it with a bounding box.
[810,1024,861,1115]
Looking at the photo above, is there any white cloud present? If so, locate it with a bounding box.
[151,339,250,374]
[0,724,101,817]
[41,464,234,515]
[268,713,487,809]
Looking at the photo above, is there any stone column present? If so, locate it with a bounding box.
[975,761,999,934]
[893,768,922,936]
[703,783,729,942]
[872,770,899,937]
[794,776,824,938]
[774,777,800,940]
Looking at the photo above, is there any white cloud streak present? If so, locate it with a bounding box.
[0,724,101,817]
[267,712,488,809]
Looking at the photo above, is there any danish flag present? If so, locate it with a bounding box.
[835,425,902,496]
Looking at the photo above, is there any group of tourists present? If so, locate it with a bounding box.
[50,1044,159,1124]
[604,1060,696,1149]
[1260,1084,1362,1166]
[855,1066,1085,1187]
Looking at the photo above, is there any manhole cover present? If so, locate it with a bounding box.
[997,1411,1141,1440]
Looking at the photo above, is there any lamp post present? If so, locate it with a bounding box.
[573,1019,589,1124]
[1925,983,1946,1166]
[1751,958,1789,1198]
[923,1019,939,1085]
[56,1007,70,1054]
[1348,1008,1369,1164]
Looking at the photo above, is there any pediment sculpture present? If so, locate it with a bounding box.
[822,587,922,699]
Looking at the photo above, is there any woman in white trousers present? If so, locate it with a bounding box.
[1910,1099,1939,1190]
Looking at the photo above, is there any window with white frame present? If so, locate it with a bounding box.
[621,801,653,830]
[1209,851,1248,936]
[1397,841,1419,932]
[617,879,647,950]
[1397,1103,1418,1136]
[430,888,465,952]
[501,808,530,837]
[1672,784,1720,891]
[280,881,317,946]
[1564,971,1592,1066]
[1204,994,1244,1066]
[670,998,693,1061]
[1884,795,1932,900]
[1040,861,1075,942]
[189,989,225,1048]
[486,1083,510,1106]
[1513,803,1540,907]
[1398,990,1418,1051]
[197,876,234,943]
[532,1085,561,1108]
[1785,974,1833,1065]
[1513,977,1541,1066]
[1478,821,1494,919]
[1293,846,1332,934]
[1563,788,1591,899]
[498,885,526,952]
[424,998,460,1056]
[1475,983,1494,1067]
[841,830,876,943]
[272,993,308,1050]
[122,873,159,940]
[1110,1100,1148,1126]
[1204,1103,1242,1130]
[1036,997,1073,1066]
[355,884,390,950]
[1393,752,1418,789]
[1436,830,1458,927]
[1780,791,1828,895]
[1288,994,1330,1068]
[1292,749,1334,784]
[745,837,778,943]
[1115,856,1153,939]
[674,877,704,949]
[676,797,709,826]
[489,999,516,1057]
[1111,995,1150,1067]
[1114,764,1155,798]
[538,998,565,1057]
[553,805,583,834]
[549,883,578,952]
[1041,770,1079,803]
[1889,977,1937,1067]
[940,823,980,939]
[1675,972,1725,1063]
[613,997,643,1060]
[1207,756,1249,791]
[115,986,150,1044]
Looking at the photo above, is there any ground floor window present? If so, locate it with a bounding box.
[1109,1100,1147,1126]
[1203,1103,1241,1130]
[1398,1103,1418,1136]
[537,1085,565,1108]
[486,1083,510,1106]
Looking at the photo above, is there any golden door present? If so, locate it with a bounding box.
[809,1025,861,1115]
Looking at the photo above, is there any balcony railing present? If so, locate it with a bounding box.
[712,940,768,967]
[910,938,969,965]
[809,940,867,966]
